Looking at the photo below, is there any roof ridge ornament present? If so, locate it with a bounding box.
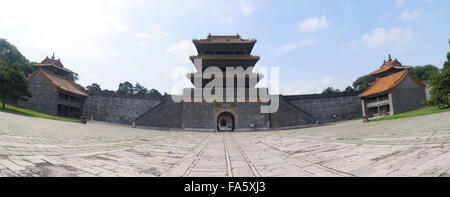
[388,54,392,61]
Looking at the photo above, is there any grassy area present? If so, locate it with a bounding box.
[350,116,363,120]
[0,100,80,123]
[370,106,450,122]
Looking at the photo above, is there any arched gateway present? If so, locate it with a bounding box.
[217,112,235,131]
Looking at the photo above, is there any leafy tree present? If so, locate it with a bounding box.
[352,74,376,92]
[427,39,450,108]
[427,69,450,108]
[409,64,440,81]
[86,83,102,95]
[443,39,449,71]
[117,81,134,95]
[76,83,87,93]
[134,83,148,96]
[322,87,341,94]
[102,89,116,94]
[0,63,32,109]
[67,72,79,82]
[0,38,34,75]
[444,52,450,71]
[343,86,355,93]
[148,89,162,97]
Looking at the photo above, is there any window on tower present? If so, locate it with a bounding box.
[216,51,234,55]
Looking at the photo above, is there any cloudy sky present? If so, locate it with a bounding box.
[0,0,448,95]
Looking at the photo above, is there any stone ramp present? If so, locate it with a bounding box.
[134,97,182,129]
[270,96,317,129]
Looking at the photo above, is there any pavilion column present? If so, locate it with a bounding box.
[388,93,394,115]
[361,99,367,117]
[67,96,71,117]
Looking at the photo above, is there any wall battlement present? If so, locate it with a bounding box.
[84,92,362,130]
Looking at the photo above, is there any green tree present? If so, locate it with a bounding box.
[427,69,450,108]
[352,74,376,92]
[148,89,162,97]
[409,64,440,81]
[117,81,134,95]
[67,72,79,82]
[102,89,116,94]
[443,39,449,71]
[0,63,32,109]
[343,86,355,93]
[444,52,450,71]
[427,39,450,108]
[322,87,341,94]
[86,83,102,95]
[76,83,87,93]
[134,83,148,96]
[0,38,34,75]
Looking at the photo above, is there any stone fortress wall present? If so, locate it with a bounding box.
[83,93,163,125]
[283,92,362,125]
[84,92,362,130]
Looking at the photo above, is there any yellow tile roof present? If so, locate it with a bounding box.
[30,69,88,97]
[370,65,412,75]
[359,70,425,98]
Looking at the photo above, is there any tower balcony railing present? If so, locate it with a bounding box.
[366,98,390,108]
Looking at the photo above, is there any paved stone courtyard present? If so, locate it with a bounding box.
[0,111,449,177]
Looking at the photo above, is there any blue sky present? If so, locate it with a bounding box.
[0,0,448,95]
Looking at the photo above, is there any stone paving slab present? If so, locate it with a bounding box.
[0,111,449,177]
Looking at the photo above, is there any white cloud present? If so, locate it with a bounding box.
[297,16,330,32]
[135,24,171,40]
[165,40,198,94]
[0,0,130,61]
[240,1,254,16]
[362,27,415,48]
[166,40,197,64]
[398,9,421,22]
[279,38,318,53]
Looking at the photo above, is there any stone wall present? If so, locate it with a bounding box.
[18,73,58,115]
[284,92,362,124]
[392,77,426,114]
[84,93,163,125]
[134,97,182,129]
[270,95,317,129]
[237,102,271,131]
[182,102,215,131]
[82,92,363,130]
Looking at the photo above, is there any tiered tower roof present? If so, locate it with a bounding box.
[370,54,412,77]
[32,53,74,76]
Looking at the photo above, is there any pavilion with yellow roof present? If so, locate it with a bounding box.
[359,55,427,118]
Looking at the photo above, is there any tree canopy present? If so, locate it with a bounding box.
[115,81,162,96]
[117,81,134,95]
[409,64,440,81]
[134,83,148,96]
[0,62,31,109]
[343,86,355,93]
[427,68,450,108]
[86,83,102,95]
[444,39,450,70]
[322,87,341,94]
[0,38,34,75]
[352,74,376,92]
[148,88,162,97]
[426,39,450,108]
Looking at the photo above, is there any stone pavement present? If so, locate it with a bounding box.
[0,111,449,177]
